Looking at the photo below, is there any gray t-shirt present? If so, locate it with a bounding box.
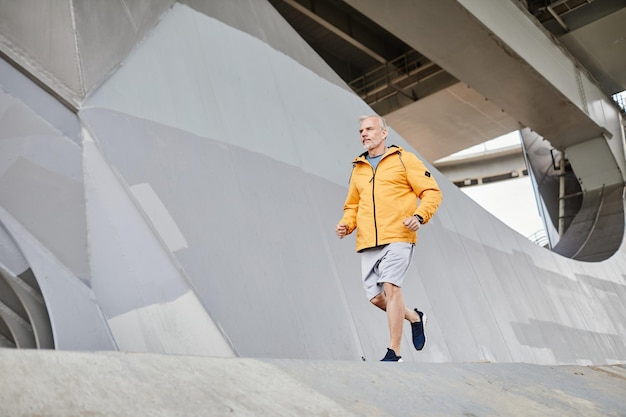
[366,153,384,170]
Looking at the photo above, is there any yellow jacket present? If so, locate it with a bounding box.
[339,145,442,252]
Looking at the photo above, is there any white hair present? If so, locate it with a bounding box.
[359,115,388,131]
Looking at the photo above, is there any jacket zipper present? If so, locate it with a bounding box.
[369,164,378,246]
[361,148,397,247]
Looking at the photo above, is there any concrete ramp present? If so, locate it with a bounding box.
[1,349,625,417]
[0,349,353,417]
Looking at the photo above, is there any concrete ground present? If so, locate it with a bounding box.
[1,349,625,416]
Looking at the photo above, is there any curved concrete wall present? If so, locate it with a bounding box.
[0,2,625,365]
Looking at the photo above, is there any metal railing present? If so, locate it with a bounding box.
[612,92,626,114]
[348,50,442,104]
[528,229,550,248]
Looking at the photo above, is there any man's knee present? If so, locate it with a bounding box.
[382,282,401,299]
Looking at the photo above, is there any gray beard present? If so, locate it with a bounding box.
[363,141,383,152]
[363,141,377,151]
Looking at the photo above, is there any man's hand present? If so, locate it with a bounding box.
[402,216,421,231]
[335,223,349,239]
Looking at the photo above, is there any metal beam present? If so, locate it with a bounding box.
[281,0,387,63]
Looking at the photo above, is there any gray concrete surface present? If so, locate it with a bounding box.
[1,348,624,417]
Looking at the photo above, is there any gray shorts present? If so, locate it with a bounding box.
[361,242,415,300]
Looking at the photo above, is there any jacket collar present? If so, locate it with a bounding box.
[354,144,402,163]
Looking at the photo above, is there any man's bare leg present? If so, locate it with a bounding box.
[371,283,420,355]
[370,287,421,323]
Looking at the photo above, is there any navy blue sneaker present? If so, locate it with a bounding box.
[380,348,403,362]
[411,309,426,350]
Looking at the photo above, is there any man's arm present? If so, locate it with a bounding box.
[336,176,359,238]
[405,153,442,223]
